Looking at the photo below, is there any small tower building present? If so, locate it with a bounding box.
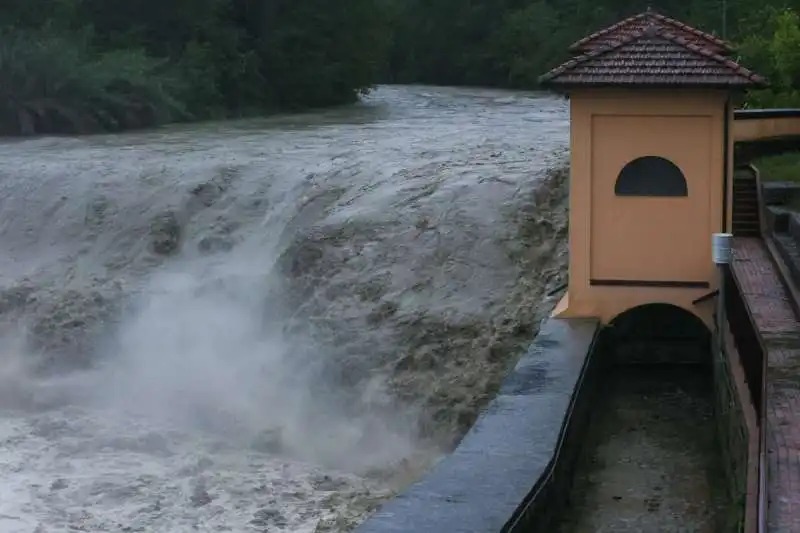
[540,11,766,326]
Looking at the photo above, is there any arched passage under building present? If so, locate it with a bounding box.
[604,303,712,365]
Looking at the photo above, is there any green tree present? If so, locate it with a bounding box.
[739,8,800,107]
[383,0,800,106]
[1,0,799,135]
[0,0,393,134]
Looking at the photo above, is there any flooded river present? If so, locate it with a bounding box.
[0,86,569,532]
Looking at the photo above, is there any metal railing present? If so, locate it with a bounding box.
[724,264,766,533]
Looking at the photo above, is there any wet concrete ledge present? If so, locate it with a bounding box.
[762,181,800,291]
[353,317,601,533]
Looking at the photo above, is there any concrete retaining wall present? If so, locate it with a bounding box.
[509,326,607,533]
[352,317,601,533]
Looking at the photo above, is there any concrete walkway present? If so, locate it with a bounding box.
[731,237,800,532]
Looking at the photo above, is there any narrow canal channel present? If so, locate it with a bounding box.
[557,362,730,532]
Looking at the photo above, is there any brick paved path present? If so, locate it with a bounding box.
[731,237,800,533]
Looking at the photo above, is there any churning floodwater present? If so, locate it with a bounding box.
[0,86,568,532]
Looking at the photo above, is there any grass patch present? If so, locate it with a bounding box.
[0,28,187,136]
[753,152,800,182]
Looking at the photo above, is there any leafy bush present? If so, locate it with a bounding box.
[0,28,186,135]
[738,8,800,108]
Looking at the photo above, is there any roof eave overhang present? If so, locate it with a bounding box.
[539,81,766,93]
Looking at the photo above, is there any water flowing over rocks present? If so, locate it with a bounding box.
[276,164,570,446]
[0,86,569,532]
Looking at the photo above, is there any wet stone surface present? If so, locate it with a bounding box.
[557,366,728,533]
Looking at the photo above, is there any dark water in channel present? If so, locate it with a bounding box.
[558,365,728,533]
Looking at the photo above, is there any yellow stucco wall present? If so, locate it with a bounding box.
[553,88,733,327]
[734,115,800,142]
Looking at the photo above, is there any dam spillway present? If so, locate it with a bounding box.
[354,10,796,533]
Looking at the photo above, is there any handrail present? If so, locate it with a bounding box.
[758,366,767,533]
[734,108,800,120]
[751,163,769,533]
[726,259,768,533]
[721,313,760,533]
[752,164,766,240]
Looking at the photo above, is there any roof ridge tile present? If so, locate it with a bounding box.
[568,10,732,55]
[541,24,766,88]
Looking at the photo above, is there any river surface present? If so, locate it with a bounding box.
[0,86,568,532]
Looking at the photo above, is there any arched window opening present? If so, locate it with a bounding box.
[614,156,688,197]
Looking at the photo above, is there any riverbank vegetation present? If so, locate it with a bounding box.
[1,0,799,135]
[385,0,800,108]
[0,0,390,134]
[386,0,800,183]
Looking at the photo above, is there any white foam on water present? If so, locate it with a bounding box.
[0,85,569,532]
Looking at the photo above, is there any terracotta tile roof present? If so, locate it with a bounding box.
[569,10,733,55]
[539,24,767,89]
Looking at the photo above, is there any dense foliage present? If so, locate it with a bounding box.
[385,0,800,107]
[0,0,798,135]
[0,0,390,134]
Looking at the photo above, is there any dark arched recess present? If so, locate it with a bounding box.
[609,303,709,343]
[606,303,711,365]
[615,156,688,197]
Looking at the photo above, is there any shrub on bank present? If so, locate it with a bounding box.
[739,8,800,109]
[0,29,187,136]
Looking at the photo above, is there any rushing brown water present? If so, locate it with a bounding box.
[0,86,570,532]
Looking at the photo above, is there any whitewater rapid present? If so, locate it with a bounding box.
[0,86,568,532]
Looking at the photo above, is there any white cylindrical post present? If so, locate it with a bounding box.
[712,233,734,265]
[712,233,733,357]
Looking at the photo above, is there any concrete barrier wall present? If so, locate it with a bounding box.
[508,326,606,533]
[352,317,601,533]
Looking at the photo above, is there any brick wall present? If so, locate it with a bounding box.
[713,323,759,532]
